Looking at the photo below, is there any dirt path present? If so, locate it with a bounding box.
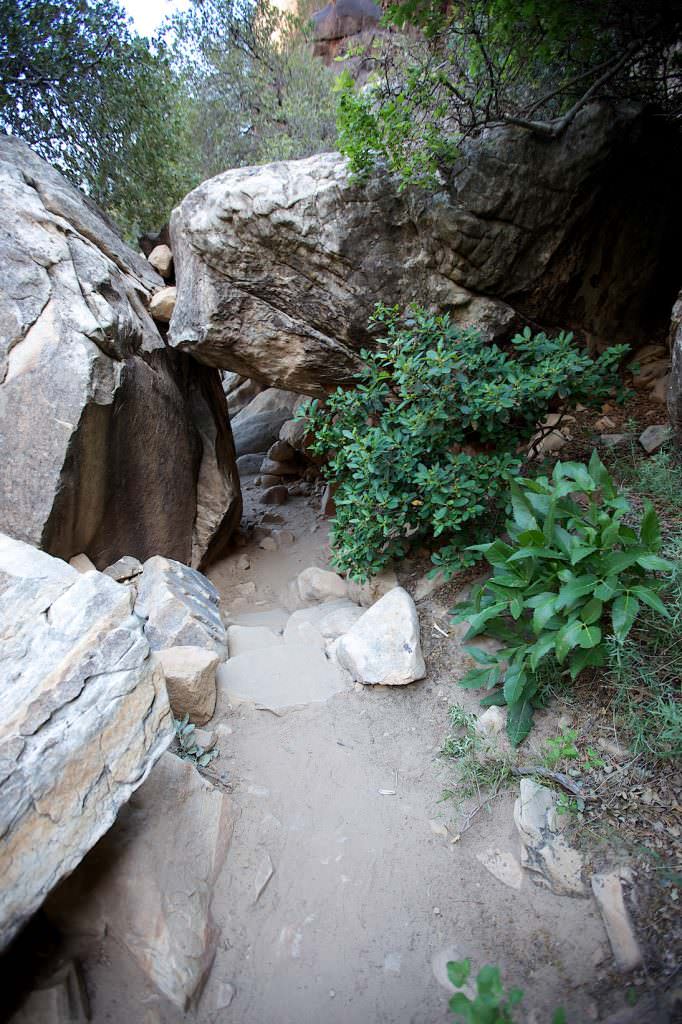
[73,479,613,1023]
[196,483,610,1024]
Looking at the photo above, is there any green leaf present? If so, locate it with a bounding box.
[459,665,501,689]
[507,698,535,746]
[636,554,675,572]
[532,597,559,633]
[580,598,603,624]
[475,965,503,1000]
[612,593,640,642]
[555,620,584,662]
[568,643,606,679]
[479,690,507,707]
[555,575,599,611]
[503,665,527,704]
[639,500,661,550]
[629,585,669,616]
[447,960,471,989]
[529,632,557,669]
[552,1009,568,1024]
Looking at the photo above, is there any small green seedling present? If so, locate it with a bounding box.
[174,714,219,768]
[446,960,567,1023]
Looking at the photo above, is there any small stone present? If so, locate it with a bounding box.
[474,706,506,739]
[103,555,143,582]
[272,529,295,546]
[192,727,217,752]
[591,872,643,971]
[69,553,96,573]
[147,243,173,278]
[259,536,278,551]
[280,418,309,450]
[261,485,289,506]
[237,452,267,476]
[200,979,235,1013]
[261,511,285,524]
[236,553,250,571]
[433,907,441,915]
[429,820,449,838]
[296,566,348,604]
[594,415,616,430]
[157,646,219,726]
[234,580,257,599]
[260,457,299,477]
[254,852,274,902]
[600,433,632,448]
[639,424,672,454]
[267,439,295,462]
[335,587,426,686]
[260,474,281,487]
[149,285,176,323]
[513,779,586,897]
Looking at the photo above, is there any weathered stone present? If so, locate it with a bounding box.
[169,106,682,394]
[296,566,348,604]
[513,779,586,897]
[237,452,267,476]
[258,536,278,551]
[279,417,309,450]
[134,555,227,657]
[267,439,296,462]
[157,646,219,725]
[0,534,172,950]
[8,962,90,1024]
[312,0,381,41]
[346,568,398,607]
[231,389,303,457]
[260,485,289,506]
[591,872,643,972]
[147,243,173,278]
[260,457,300,477]
[149,285,176,323]
[48,753,235,1010]
[103,554,143,582]
[334,587,426,685]
[667,291,682,433]
[639,423,672,454]
[284,600,363,645]
[0,136,240,571]
[69,553,96,573]
[224,374,263,415]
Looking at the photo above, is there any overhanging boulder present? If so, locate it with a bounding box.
[169,103,682,394]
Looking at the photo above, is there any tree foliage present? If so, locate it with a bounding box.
[336,0,682,187]
[0,0,195,238]
[171,0,337,177]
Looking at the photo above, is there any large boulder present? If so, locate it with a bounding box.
[169,104,681,394]
[0,136,241,571]
[0,534,173,950]
[48,752,235,1010]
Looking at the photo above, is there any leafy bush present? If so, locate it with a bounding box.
[305,303,627,581]
[446,960,566,1023]
[452,453,674,745]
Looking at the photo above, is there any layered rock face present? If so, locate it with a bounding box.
[0,136,241,571]
[169,103,682,394]
[668,291,682,435]
[0,534,173,951]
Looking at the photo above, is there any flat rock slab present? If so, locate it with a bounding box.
[513,779,586,897]
[591,872,643,971]
[48,753,234,1011]
[217,643,351,712]
[0,534,172,950]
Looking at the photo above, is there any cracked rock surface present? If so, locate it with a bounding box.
[0,533,173,950]
[0,135,241,570]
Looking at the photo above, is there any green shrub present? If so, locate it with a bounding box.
[452,453,675,745]
[305,304,627,581]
